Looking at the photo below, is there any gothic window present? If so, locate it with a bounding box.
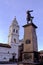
[14,38,16,43]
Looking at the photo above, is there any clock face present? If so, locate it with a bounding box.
[26,39,30,44]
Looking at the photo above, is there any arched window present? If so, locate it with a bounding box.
[14,38,16,43]
[13,29,15,32]
[16,30,18,33]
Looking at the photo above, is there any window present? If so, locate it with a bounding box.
[13,29,15,32]
[14,38,16,43]
[16,30,18,33]
[26,39,30,44]
[4,57,6,59]
[8,51,9,53]
[42,56,43,59]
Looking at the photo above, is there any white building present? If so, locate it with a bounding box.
[0,17,23,62]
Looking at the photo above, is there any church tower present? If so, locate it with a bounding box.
[8,17,19,45]
[22,10,38,63]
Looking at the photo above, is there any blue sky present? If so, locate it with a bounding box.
[0,0,43,51]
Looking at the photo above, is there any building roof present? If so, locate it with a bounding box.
[39,50,43,54]
[0,43,11,48]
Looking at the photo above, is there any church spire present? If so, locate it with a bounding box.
[12,16,18,26]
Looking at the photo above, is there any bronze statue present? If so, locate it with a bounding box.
[26,10,34,24]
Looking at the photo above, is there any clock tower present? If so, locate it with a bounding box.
[22,10,38,63]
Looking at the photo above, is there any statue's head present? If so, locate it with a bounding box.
[27,10,30,14]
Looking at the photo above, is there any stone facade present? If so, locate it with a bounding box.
[22,23,38,63]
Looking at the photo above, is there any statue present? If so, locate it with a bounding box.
[26,10,34,24]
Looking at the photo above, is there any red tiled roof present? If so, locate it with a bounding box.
[0,43,11,48]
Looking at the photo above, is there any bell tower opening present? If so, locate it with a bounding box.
[14,38,16,43]
[13,29,15,32]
